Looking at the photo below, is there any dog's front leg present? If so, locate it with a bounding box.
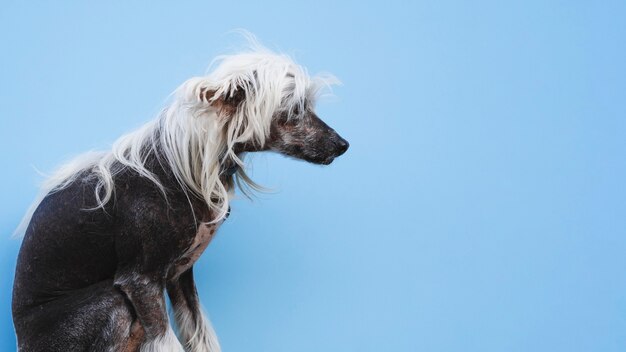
[113,191,204,351]
[167,268,221,352]
[115,271,184,352]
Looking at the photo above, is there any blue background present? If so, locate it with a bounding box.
[1,1,625,351]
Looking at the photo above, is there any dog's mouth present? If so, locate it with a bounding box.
[276,139,348,166]
[304,146,348,165]
[299,154,333,165]
[319,156,335,165]
[306,153,341,165]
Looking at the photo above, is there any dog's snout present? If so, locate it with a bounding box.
[335,137,349,156]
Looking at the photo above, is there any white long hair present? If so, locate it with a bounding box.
[15,38,337,235]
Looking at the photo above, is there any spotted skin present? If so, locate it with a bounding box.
[169,223,221,280]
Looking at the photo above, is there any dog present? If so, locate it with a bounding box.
[12,39,348,352]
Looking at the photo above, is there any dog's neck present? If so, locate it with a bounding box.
[220,161,239,178]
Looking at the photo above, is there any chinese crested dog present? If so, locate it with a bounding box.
[12,39,348,351]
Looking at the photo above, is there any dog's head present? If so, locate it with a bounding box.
[264,105,349,165]
[201,50,348,166]
[164,42,348,220]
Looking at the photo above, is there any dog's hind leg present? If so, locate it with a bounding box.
[92,286,146,352]
[14,280,144,352]
[167,268,221,352]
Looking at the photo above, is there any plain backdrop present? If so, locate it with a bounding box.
[1,1,625,351]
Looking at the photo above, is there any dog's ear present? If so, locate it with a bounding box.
[200,87,246,118]
[223,87,246,107]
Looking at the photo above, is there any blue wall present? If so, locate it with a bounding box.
[1,1,625,351]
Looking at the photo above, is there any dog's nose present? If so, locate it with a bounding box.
[336,138,349,155]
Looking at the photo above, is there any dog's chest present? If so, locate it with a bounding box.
[171,222,221,278]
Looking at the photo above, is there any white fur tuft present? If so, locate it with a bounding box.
[140,326,185,352]
[174,305,221,352]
